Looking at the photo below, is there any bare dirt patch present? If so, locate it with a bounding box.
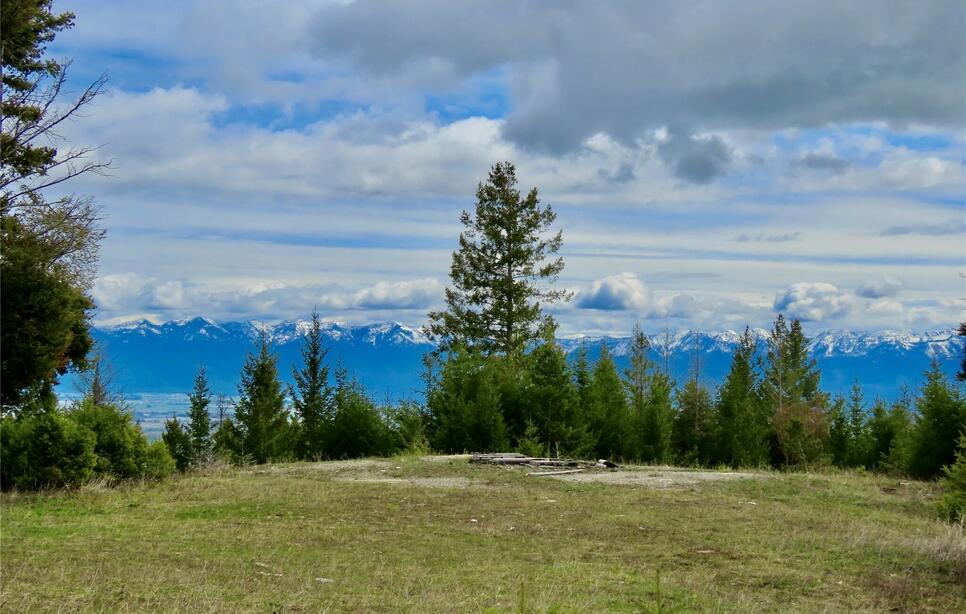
[552,467,763,488]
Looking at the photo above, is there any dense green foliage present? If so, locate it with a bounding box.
[938,434,966,522]
[421,313,964,483]
[290,311,334,459]
[229,335,289,463]
[0,216,93,408]
[427,161,569,357]
[1,0,105,412]
[1,396,174,490]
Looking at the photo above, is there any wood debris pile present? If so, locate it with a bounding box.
[469,453,618,476]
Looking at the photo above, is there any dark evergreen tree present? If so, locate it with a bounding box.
[186,366,212,461]
[162,416,193,472]
[327,368,392,459]
[1,215,93,409]
[290,311,334,459]
[908,362,965,478]
[938,433,966,522]
[826,396,850,467]
[761,316,826,467]
[427,161,570,358]
[623,326,652,460]
[589,343,628,460]
[714,328,767,467]
[958,323,966,382]
[866,393,913,471]
[644,370,676,464]
[846,380,870,467]
[427,346,507,453]
[525,331,578,456]
[233,335,289,464]
[1,1,107,411]
[568,343,598,458]
[674,376,714,465]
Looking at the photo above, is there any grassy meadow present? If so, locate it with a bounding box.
[1,456,964,613]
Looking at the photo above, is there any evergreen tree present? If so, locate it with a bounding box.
[760,315,820,413]
[233,335,289,464]
[568,343,598,458]
[958,323,965,382]
[938,433,966,522]
[589,343,628,460]
[826,396,850,466]
[427,161,570,358]
[846,380,870,466]
[866,393,913,471]
[327,368,392,459]
[623,326,652,460]
[644,370,676,464]
[186,366,212,461]
[714,327,767,467]
[162,416,193,472]
[674,376,714,465]
[427,346,507,453]
[525,331,578,456]
[2,1,107,411]
[908,362,965,478]
[761,316,826,467]
[290,311,334,459]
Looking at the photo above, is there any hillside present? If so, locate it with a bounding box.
[2,456,964,612]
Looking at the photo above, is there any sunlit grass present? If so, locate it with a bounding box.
[2,458,963,613]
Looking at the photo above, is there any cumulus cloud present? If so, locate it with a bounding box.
[576,273,650,311]
[93,274,443,322]
[773,282,852,321]
[311,0,965,151]
[856,278,902,299]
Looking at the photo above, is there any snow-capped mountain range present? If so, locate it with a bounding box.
[60,317,963,404]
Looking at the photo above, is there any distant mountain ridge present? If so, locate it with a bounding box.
[60,317,963,403]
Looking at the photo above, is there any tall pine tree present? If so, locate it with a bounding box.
[291,311,334,460]
[234,334,289,464]
[623,326,651,460]
[589,343,628,460]
[186,366,212,462]
[714,327,767,467]
[525,330,578,456]
[427,161,570,358]
[908,361,965,478]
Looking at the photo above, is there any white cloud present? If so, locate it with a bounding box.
[576,273,650,311]
[773,282,853,321]
[856,278,902,299]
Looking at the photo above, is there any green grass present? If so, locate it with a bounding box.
[2,457,964,613]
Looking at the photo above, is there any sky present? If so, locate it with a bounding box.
[44,0,965,334]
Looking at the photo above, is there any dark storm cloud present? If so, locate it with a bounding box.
[657,127,732,184]
[311,1,965,152]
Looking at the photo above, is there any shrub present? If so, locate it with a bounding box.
[143,440,177,480]
[69,399,150,479]
[0,411,97,490]
[939,434,966,523]
[327,381,393,459]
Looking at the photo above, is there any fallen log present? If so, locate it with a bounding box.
[527,469,583,477]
